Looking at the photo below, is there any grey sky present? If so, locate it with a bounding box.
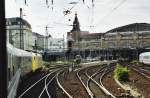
[6,0,150,38]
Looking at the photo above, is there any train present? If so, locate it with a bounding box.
[7,43,43,98]
[139,52,150,65]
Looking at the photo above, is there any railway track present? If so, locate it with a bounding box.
[77,64,118,98]
[16,62,130,98]
[125,63,150,98]
[87,64,119,98]
[57,68,89,98]
[38,69,62,98]
[17,69,59,98]
[56,69,73,98]
[131,64,150,79]
[77,67,94,98]
[115,62,150,98]
[86,66,111,98]
[100,64,127,97]
[16,65,69,98]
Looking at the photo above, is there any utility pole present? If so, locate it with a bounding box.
[45,25,52,51]
[45,25,48,51]
[20,8,24,49]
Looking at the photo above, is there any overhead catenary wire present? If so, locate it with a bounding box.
[94,0,127,27]
[83,0,95,31]
[46,0,49,8]
[92,0,94,8]
[51,0,81,31]
[87,4,95,32]
[15,0,127,35]
[68,0,81,12]
[51,0,53,10]
[25,0,27,5]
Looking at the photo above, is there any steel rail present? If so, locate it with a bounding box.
[56,70,73,98]
[99,67,116,98]
[18,68,59,98]
[38,69,61,98]
[131,65,150,78]
[77,67,94,98]
[85,65,113,97]
[132,68,150,79]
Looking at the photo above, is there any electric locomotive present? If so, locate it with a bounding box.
[139,52,150,65]
[7,43,42,98]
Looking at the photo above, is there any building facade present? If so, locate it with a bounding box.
[48,38,65,52]
[66,15,150,60]
[6,17,33,50]
[32,32,45,52]
[67,13,103,51]
[104,23,150,49]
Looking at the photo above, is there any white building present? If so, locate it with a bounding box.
[6,17,33,50]
[32,32,45,52]
[48,38,65,52]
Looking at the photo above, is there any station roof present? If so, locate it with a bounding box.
[7,43,32,57]
[106,23,150,33]
[80,32,104,39]
[6,17,31,29]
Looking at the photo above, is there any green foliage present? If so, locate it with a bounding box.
[56,61,69,65]
[114,63,129,81]
[43,62,50,68]
[56,61,64,64]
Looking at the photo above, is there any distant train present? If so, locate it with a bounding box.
[139,52,150,65]
[7,43,43,98]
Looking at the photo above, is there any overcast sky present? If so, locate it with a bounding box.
[6,0,150,38]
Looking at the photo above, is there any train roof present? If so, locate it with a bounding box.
[7,43,32,57]
[139,52,150,56]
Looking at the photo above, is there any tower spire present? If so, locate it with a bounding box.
[71,12,80,32]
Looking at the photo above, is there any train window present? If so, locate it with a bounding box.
[143,56,149,59]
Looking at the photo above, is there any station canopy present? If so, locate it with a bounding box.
[7,43,32,57]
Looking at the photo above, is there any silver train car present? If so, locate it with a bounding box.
[139,52,150,65]
[7,43,42,98]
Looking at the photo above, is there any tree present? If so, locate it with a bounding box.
[114,63,129,81]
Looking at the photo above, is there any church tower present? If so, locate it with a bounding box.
[71,13,80,32]
[67,12,81,52]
